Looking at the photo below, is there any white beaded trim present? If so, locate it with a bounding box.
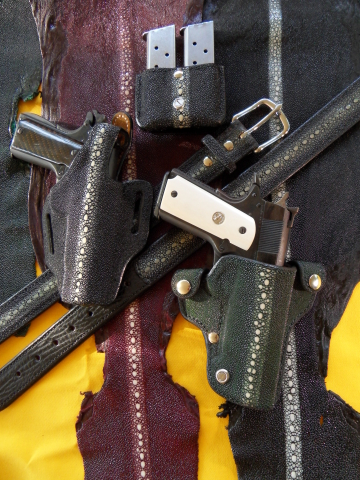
[119,20,136,181]
[136,231,196,280]
[173,70,190,128]
[243,269,273,404]
[282,331,303,480]
[72,128,107,302]
[118,23,151,478]
[0,276,57,326]
[269,0,286,201]
[125,302,151,480]
[118,21,151,478]
[269,0,283,136]
[268,3,303,478]
[235,90,360,198]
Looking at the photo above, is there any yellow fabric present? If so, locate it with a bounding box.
[0,93,359,479]
[17,91,43,116]
[0,302,104,480]
[166,314,238,479]
[326,281,360,411]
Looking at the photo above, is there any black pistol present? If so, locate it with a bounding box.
[155,169,298,266]
[10,110,131,180]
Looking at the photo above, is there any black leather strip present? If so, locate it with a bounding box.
[0,120,256,344]
[201,134,240,172]
[1,76,360,409]
[0,0,42,307]
[0,270,59,345]
[152,119,258,203]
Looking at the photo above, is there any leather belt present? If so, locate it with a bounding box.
[1,76,360,409]
[0,270,60,344]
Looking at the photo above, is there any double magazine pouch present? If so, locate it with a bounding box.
[135,64,226,131]
[172,255,325,409]
[42,123,153,306]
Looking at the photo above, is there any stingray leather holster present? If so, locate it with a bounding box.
[42,123,153,306]
[172,255,325,409]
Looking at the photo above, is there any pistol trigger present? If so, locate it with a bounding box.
[287,207,299,228]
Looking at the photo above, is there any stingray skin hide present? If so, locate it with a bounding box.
[29,0,210,478]
[27,0,360,478]
[0,0,41,305]
[202,0,360,478]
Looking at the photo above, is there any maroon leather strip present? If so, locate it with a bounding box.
[30,0,204,478]
[183,0,204,26]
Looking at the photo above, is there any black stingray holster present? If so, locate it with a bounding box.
[172,256,325,409]
[42,123,153,306]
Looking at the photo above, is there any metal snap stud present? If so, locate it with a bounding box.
[203,156,213,167]
[208,332,219,344]
[216,369,230,384]
[223,140,234,151]
[173,97,184,110]
[176,279,191,295]
[174,70,183,79]
[309,274,321,290]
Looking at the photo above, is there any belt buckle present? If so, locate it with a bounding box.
[232,99,290,152]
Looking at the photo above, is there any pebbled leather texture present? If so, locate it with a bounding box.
[0,300,121,410]
[25,1,211,478]
[1,76,358,409]
[0,0,42,304]
[0,113,259,411]
[0,270,59,344]
[43,123,153,306]
[171,119,258,185]
[15,1,360,479]
[172,256,323,409]
[0,121,258,339]
[135,64,226,130]
[202,1,360,478]
[5,2,360,478]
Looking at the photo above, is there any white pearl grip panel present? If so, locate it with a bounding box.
[160,175,256,251]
